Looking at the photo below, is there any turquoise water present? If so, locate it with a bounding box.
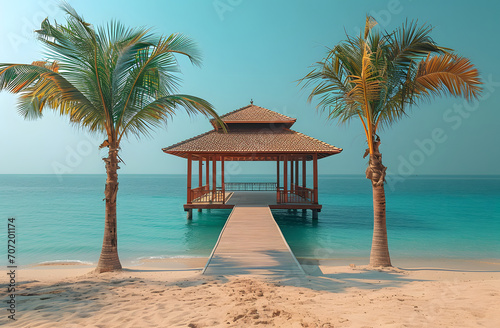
[0,174,499,266]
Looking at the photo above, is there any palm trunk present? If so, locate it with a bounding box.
[370,183,391,266]
[96,145,122,273]
[366,138,392,267]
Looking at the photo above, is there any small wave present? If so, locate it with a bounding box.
[36,260,94,266]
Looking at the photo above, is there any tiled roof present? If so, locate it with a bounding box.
[210,104,296,128]
[163,128,342,159]
[165,103,343,160]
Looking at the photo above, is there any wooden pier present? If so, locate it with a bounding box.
[203,205,305,276]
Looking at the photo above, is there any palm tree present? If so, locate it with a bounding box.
[0,4,222,273]
[300,17,482,267]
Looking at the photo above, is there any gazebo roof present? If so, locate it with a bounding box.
[211,104,296,129]
[163,103,342,161]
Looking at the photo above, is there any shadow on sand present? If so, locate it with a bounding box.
[5,257,499,326]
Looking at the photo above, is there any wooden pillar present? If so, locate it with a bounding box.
[295,160,299,192]
[221,157,225,203]
[187,154,192,204]
[198,157,203,188]
[302,158,306,188]
[276,158,280,203]
[205,157,210,191]
[198,157,202,210]
[212,155,217,202]
[290,160,294,192]
[283,155,288,203]
[313,153,318,204]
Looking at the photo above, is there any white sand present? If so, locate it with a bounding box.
[2,258,500,327]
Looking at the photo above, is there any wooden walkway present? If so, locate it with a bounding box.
[203,205,305,276]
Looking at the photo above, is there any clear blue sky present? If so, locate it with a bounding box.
[1,0,499,177]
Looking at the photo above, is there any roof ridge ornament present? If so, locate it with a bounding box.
[250,99,253,105]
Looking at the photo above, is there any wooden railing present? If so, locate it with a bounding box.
[190,183,314,204]
[277,186,314,204]
[295,185,314,201]
[190,185,226,203]
[224,182,277,191]
[190,185,210,203]
[211,189,226,203]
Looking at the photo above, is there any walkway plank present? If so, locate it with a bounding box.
[203,205,305,276]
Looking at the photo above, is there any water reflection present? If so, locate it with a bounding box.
[183,209,231,256]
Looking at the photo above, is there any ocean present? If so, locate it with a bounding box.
[1,174,499,266]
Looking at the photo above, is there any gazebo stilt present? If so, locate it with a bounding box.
[187,209,193,220]
[312,209,318,220]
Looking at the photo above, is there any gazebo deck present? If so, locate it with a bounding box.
[184,191,322,210]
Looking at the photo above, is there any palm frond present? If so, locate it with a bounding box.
[300,63,358,122]
[373,89,408,130]
[300,16,483,154]
[346,44,380,122]
[387,20,444,65]
[113,34,205,132]
[162,33,203,67]
[1,4,220,145]
[0,62,95,121]
[415,54,482,101]
[118,95,221,141]
[364,15,378,39]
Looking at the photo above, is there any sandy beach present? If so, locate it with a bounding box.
[3,258,500,328]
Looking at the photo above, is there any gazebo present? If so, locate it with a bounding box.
[163,103,342,219]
